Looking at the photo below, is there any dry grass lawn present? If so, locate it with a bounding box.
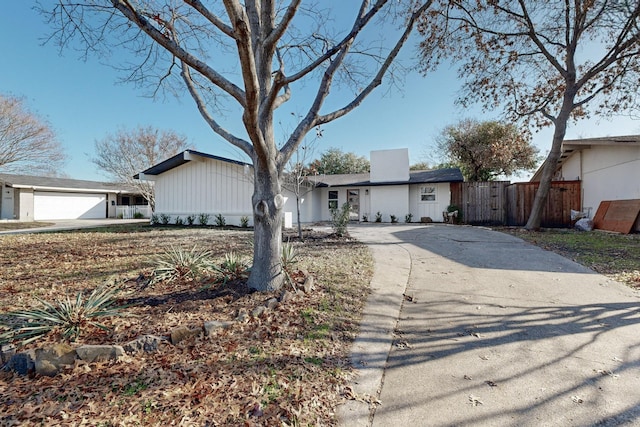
[0,224,373,426]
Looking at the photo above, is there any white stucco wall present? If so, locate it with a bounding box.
[370,148,409,183]
[561,145,640,215]
[408,183,451,222]
[153,157,254,226]
[370,185,409,222]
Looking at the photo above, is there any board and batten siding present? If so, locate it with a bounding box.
[154,157,253,225]
[409,182,451,222]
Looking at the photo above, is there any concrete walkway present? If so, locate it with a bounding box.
[338,224,640,427]
[0,219,148,235]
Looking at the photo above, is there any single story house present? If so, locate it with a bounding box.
[530,135,640,217]
[137,148,464,225]
[0,173,144,221]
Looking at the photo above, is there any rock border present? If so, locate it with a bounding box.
[2,273,315,377]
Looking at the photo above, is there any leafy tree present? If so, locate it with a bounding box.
[309,147,370,175]
[438,119,538,181]
[91,126,189,211]
[418,1,640,229]
[0,94,66,175]
[410,161,431,171]
[43,1,434,291]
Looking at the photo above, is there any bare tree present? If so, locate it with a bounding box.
[438,119,539,181]
[92,126,189,210]
[0,94,66,175]
[43,0,434,291]
[281,135,318,240]
[418,1,640,229]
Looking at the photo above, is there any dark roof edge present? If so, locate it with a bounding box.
[137,150,251,177]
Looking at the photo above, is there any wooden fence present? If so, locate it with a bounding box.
[451,180,581,227]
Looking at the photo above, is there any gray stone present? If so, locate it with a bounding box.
[5,352,34,376]
[35,343,77,367]
[170,327,202,345]
[303,275,314,293]
[280,290,295,303]
[75,345,124,363]
[575,218,594,231]
[123,335,166,354]
[1,344,16,364]
[235,312,249,323]
[203,321,233,337]
[35,359,59,377]
[266,298,279,310]
[252,305,267,318]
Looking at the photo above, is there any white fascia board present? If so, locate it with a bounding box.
[11,185,120,194]
[184,151,204,162]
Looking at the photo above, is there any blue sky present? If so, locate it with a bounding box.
[2,3,639,182]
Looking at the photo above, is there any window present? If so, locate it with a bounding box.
[420,186,436,201]
[328,190,338,209]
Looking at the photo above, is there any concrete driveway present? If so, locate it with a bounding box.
[339,224,640,427]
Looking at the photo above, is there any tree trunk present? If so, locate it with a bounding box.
[247,157,285,292]
[524,104,573,230]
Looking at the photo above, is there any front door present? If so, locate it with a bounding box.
[348,189,360,221]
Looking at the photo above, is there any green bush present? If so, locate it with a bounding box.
[186,214,196,225]
[362,214,368,222]
[0,284,126,345]
[133,211,145,219]
[390,214,398,223]
[447,204,462,224]
[175,216,184,226]
[159,213,171,225]
[198,213,210,226]
[375,211,382,223]
[240,216,250,228]
[150,214,159,225]
[330,202,350,237]
[214,213,226,227]
[405,213,413,223]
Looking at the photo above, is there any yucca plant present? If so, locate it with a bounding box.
[281,242,299,271]
[0,285,126,345]
[150,245,214,284]
[212,251,250,284]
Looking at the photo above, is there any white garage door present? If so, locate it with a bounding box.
[34,192,107,220]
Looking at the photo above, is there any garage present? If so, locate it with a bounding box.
[34,191,107,220]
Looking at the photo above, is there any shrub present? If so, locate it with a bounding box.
[362,214,368,222]
[133,211,145,219]
[117,213,124,219]
[175,216,184,226]
[214,213,226,227]
[159,213,171,225]
[447,204,462,224]
[0,284,126,345]
[150,245,213,284]
[186,214,196,225]
[198,213,210,226]
[405,213,413,223]
[330,202,351,237]
[390,214,398,223]
[281,241,298,271]
[374,211,382,223]
[240,216,250,228]
[150,214,159,225]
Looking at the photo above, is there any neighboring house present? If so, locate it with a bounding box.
[530,135,640,216]
[0,173,144,221]
[138,148,464,225]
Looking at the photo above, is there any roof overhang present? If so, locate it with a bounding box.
[136,150,251,179]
